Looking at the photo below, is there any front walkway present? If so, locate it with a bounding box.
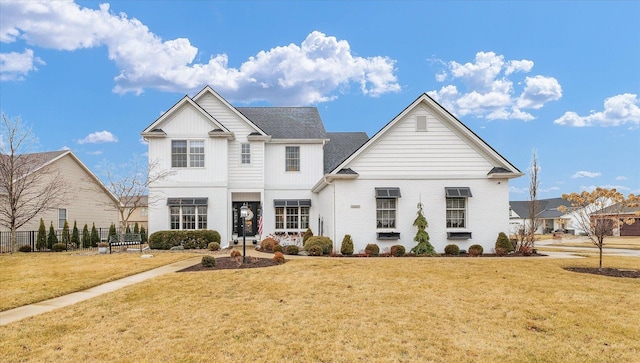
[0,256,202,326]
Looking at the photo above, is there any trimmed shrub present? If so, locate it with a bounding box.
[365,243,380,256]
[260,237,279,252]
[201,255,216,268]
[230,250,242,258]
[51,243,66,252]
[444,244,460,255]
[390,245,406,257]
[284,245,299,255]
[47,222,58,249]
[495,232,514,253]
[469,244,484,257]
[148,230,221,250]
[340,234,354,255]
[18,245,32,252]
[304,236,333,255]
[36,218,47,251]
[303,228,314,243]
[208,242,220,251]
[307,245,323,256]
[273,244,283,253]
[273,251,285,264]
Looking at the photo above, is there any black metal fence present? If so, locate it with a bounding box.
[0,228,114,253]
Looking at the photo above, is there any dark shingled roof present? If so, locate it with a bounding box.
[236,107,327,139]
[509,198,573,219]
[324,132,369,173]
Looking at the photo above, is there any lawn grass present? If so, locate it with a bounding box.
[0,251,200,311]
[1,255,639,362]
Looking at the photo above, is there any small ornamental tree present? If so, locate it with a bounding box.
[81,224,90,248]
[140,226,148,243]
[47,222,58,249]
[36,218,47,251]
[90,223,100,247]
[495,232,514,253]
[61,220,70,246]
[133,222,140,234]
[108,223,117,241]
[340,234,354,255]
[303,228,314,243]
[71,220,80,248]
[411,202,435,255]
[559,188,639,271]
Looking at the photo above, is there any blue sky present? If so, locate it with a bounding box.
[1,0,638,200]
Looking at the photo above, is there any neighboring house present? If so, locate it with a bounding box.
[0,150,119,234]
[509,198,581,235]
[142,86,523,253]
[120,195,148,231]
[591,203,640,236]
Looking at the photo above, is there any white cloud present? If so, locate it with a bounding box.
[571,171,602,178]
[616,176,628,181]
[428,51,561,121]
[509,186,527,194]
[554,93,640,127]
[0,48,44,81]
[580,184,630,192]
[0,1,400,104]
[86,150,103,155]
[78,131,118,144]
[516,75,562,109]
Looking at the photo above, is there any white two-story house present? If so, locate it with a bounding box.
[141,86,522,253]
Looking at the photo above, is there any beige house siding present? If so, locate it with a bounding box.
[17,152,118,233]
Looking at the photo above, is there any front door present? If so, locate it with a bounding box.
[233,202,259,236]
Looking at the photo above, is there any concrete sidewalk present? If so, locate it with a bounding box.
[0,256,202,326]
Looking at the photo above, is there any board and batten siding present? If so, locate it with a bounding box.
[349,107,494,178]
[149,104,229,186]
[264,143,325,189]
[196,92,265,186]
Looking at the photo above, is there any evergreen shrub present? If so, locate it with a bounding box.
[390,244,405,257]
[148,230,221,250]
[444,244,460,255]
[340,234,354,255]
[201,255,216,268]
[365,243,380,256]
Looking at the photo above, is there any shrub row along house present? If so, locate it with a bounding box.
[141,86,523,254]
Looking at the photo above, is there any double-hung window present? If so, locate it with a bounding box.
[274,200,310,230]
[168,198,208,230]
[241,143,251,164]
[445,187,472,228]
[172,140,204,168]
[58,209,67,229]
[285,146,300,171]
[375,188,401,229]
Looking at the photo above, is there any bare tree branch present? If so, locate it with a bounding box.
[0,114,69,252]
[95,155,174,233]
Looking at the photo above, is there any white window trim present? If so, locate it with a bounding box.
[171,139,205,168]
[285,146,300,172]
[275,206,309,231]
[446,197,467,229]
[241,143,251,165]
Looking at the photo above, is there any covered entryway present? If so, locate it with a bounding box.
[232,201,260,237]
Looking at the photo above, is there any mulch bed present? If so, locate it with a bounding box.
[178,256,281,272]
[563,267,640,278]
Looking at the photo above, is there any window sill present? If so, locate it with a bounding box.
[447,232,472,240]
[377,232,400,240]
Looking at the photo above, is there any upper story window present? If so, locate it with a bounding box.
[58,208,67,229]
[172,140,204,168]
[375,188,401,229]
[285,146,300,172]
[241,143,251,164]
[445,187,472,229]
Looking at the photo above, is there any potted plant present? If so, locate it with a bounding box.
[98,242,108,254]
